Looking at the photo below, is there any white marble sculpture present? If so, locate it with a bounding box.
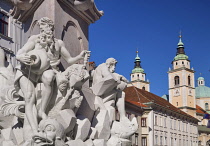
[91,58,138,145]
[0,17,138,146]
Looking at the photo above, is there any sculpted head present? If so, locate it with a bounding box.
[56,73,69,92]
[38,17,54,33]
[33,118,65,145]
[106,58,117,73]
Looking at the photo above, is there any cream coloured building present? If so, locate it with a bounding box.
[125,86,198,146]
[168,35,210,146]
[127,51,150,92]
[125,52,198,146]
[168,35,196,117]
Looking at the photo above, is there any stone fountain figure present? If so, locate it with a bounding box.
[0,17,137,146]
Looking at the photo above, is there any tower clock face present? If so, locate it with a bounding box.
[174,89,180,96]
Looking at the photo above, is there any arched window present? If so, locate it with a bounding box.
[188,76,191,86]
[174,76,179,86]
[205,103,209,110]
[142,87,145,90]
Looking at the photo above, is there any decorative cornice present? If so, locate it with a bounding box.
[169,85,195,90]
[9,0,103,24]
[10,0,43,21]
[178,106,196,110]
[0,45,14,55]
[0,33,13,42]
[129,80,150,84]
[168,67,195,73]
[59,0,103,24]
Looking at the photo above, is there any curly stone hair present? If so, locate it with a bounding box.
[38,17,54,31]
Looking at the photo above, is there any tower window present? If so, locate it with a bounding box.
[0,12,8,36]
[188,76,191,86]
[182,61,184,65]
[174,76,179,86]
[142,87,145,90]
[132,75,134,78]
[176,62,178,65]
[137,74,139,78]
[177,102,178,106]
[205,103,209,110]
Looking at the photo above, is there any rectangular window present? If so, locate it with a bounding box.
[165,137,167,145]
[155,115,158,126]
[135,133,138,145]
[174,120,176,129]
[142,137,147,146]
[160,136,163,146]
[155,135,158,146]
[164,117,167,127]
[141,118,147,127]
[171,138,173,146]
[0,12,8,36]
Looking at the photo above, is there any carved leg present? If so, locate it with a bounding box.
[19,76,38,135]
[40,70,55,119]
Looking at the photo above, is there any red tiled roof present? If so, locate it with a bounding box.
[124,86,197,120]
[196,105,206,114]
[89,61,95,64]
[126,100,148,107]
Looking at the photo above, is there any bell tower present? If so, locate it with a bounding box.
[168,34,196,117]
[128,51,150,91]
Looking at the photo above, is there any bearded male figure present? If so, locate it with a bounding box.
[15,17,87,137]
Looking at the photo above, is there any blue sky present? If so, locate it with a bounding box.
[89,0,210,97]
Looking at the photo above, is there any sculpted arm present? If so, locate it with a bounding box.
[16,35,37,65]
[59,40,85,66]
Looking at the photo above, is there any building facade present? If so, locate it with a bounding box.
[168,35,210,146]
[125,86,198,146]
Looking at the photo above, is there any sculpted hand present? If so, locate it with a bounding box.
[16,53,32,65]
[79,50,86,59]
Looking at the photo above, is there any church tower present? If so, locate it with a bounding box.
[128,51,150,91]
[168,34,196,117]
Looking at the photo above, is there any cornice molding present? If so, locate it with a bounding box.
[168,67,195,73]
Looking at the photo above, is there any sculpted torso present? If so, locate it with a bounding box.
[18,34,63,69]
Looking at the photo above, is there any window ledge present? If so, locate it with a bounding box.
[0,33,13,42]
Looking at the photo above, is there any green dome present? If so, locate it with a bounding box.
[195,85,210,98]
[174,54,188,61]
[135,56,140,60]
[132,67,144,73]
[198,77,204,81]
